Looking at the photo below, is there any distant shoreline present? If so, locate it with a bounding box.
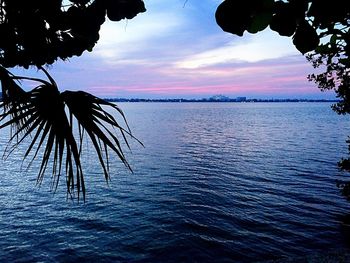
[105,98,339,103]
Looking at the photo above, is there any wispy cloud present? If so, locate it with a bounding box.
[94,16,182,61]
[93,1,191,62]
[175,30,298,68]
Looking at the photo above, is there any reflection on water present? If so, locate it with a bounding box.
[0,102,350,262]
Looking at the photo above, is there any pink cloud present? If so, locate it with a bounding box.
[48,53,334,99]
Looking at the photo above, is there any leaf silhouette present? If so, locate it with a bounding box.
[62,90,143,182]
[0,66,140,201]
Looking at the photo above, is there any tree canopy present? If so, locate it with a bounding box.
[216,0,350,112]
[0,0,145,67]
[216,0,350,197]
[0,0,145,200]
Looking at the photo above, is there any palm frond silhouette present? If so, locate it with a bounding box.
[0,66,140,201]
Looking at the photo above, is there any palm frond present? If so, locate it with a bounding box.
[0,67,139,201]
[0,66,31,135]
[62,90,142,181]
[0,68,84,199]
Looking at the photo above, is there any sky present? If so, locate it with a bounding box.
[14,0,336,99]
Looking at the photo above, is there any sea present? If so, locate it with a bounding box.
[1,102,350,262]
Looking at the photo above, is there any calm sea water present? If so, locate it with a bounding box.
[1,102,350,262]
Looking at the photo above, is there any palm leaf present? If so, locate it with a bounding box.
[0,67,31,136]
[61,90,142,181]
[0,66,139,201]
[0,68,84,199]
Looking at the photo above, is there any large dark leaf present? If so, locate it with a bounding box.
[247,0,274,34]
[270,13,297,37]
[216,0,274,36]
[106,0,146,21]
[215,0,251,36]
[293,21,320,54]
[269,2,297,37]
[248,12,272,34]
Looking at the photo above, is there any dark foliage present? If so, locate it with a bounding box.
[0,1,145,200]
[216,0,350,198]
[0,0,145,68]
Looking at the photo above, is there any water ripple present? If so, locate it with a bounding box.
[1,102,350,262]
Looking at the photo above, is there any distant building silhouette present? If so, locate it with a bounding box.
[209,95,230,102]
[236,97,246,102]
[104,96,338,103]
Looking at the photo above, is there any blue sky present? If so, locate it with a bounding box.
[13,0,335,99]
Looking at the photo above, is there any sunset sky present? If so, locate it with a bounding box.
[14,0,335,99]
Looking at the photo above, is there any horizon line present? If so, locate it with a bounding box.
[103,97,339,102]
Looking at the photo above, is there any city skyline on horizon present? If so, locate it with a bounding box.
[102,94,338,101]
